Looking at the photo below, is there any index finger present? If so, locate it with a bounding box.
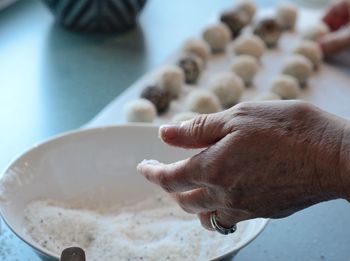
[319,27,350,57]
[323,0,350,31]
[137,156,206,193]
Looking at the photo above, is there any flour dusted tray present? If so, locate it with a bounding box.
[86,8,350,129]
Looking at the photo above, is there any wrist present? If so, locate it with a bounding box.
[311,109,350,201]
[339,121,350,201]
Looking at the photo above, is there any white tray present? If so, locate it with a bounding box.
[85,8,350,129]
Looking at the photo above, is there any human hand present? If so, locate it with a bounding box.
[137,101,349,230]
[323,0,350,31]
[320,0,350,57]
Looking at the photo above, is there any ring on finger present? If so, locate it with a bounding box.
[210,211,237,235]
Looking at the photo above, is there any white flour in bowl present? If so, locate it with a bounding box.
[23,196,246,261]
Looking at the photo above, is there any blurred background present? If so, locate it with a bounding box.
[0,0,336,260]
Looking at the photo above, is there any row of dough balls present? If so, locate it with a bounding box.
[276,1,331,42]
[124,1,325,123]
[124,72,296,124]
[203,1,293,53]
[192,35,325,112]
[123,51,257,123]
[220,1,329,47]
[164,0,327,88]
[257,39,323,101]
[123,32,259,123]
[176,0,261,87]
[195,0,328,59]
[124,38,322,123]
[231,36,323,93]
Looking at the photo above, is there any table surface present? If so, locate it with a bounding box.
[1,0,350,260]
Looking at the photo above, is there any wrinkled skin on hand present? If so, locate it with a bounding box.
[137,101,350,230]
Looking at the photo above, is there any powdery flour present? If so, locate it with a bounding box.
[23,196,246,261]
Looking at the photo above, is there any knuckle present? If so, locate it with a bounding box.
[231,102,253,117]
[289,100,314,117]
[188,114,209,138]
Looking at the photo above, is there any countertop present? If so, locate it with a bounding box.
[0,0,349,260]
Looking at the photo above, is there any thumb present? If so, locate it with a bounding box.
[159,112,232,149]
[319,27,350,57]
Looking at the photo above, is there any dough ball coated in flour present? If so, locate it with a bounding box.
[233,34,266,59]
[203,23,232,52]
[293,40,323,70]
[208,72,244,108]
[124,99,157,123]
[230,54,259,86]
[157,65,185,98]
[186,90,221,114]
[183,38,211,64]
[282,54,313,87]
[276,2,298,30]
[270,74,300,99]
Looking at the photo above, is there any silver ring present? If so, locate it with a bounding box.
[210,211,237,235]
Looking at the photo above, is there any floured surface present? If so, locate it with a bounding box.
[23,196,247,261]
[85,8,350,129]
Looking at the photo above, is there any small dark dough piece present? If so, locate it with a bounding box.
[253,18,282,48]
[177,54,201,84]
[220,10,248,38]
[141,86,171,114]
[61,247,86,261]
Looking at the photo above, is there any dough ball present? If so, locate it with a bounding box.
[183,38,211,64]
[302,22,330,41]
[203,22,232,52]
[186,90,221,114]
[171,111,199,123]
[270,75,300,99]
[208,72,244,108]
[233,34,266,59]
[157,65,184,99]
[276,2,298,30]
[254,92,282,101]
[220,10,249,37]
[253,18,283,48]
[235,0,256,23]
[282,54,313,87]
[293,40,323,70]
[141,86,172,114]
[177,53,203,84]
[124,99,157,123]
[230,54,259,86]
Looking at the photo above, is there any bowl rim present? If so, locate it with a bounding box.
[0,125,158,259]
[0,124,269,260]
[210,218,269,261]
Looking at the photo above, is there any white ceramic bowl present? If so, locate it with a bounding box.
[0,125,268,260]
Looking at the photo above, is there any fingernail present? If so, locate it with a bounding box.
[159,124,179,141]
